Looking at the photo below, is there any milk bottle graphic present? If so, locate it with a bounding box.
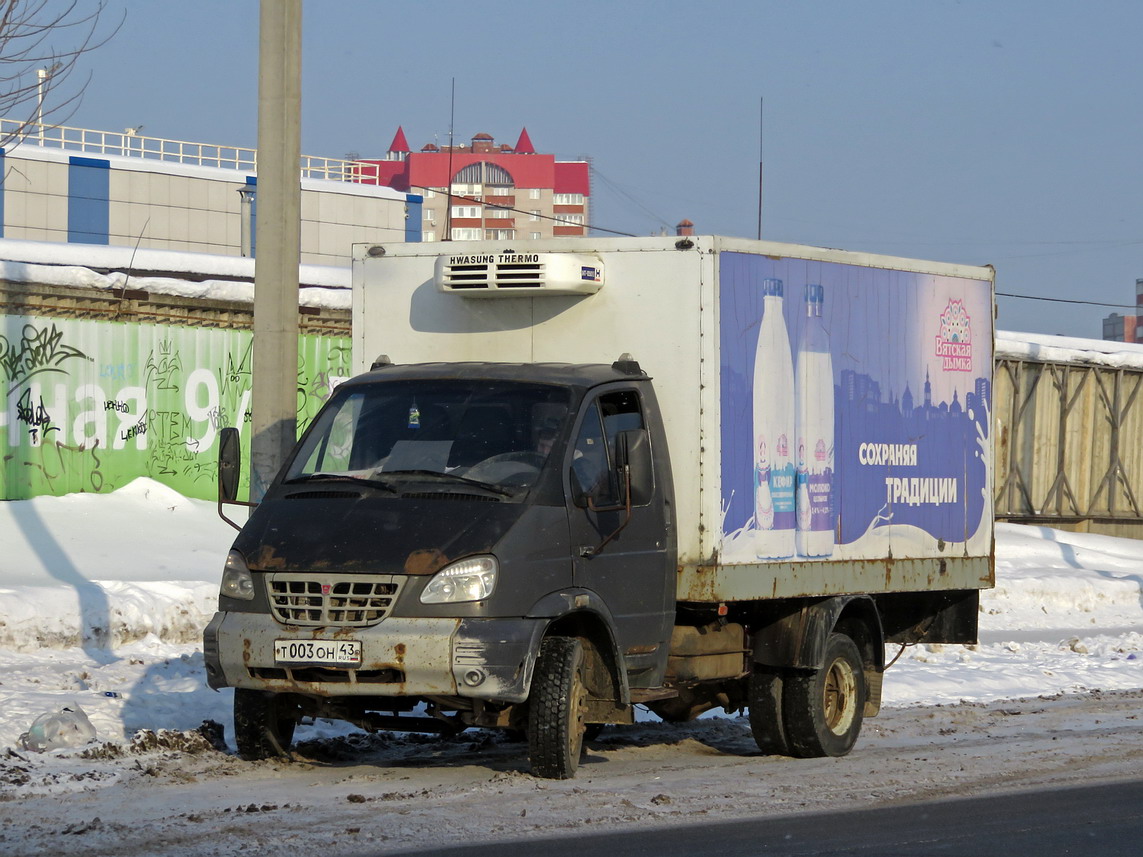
[795,283,835,558]
[753,277,795,559]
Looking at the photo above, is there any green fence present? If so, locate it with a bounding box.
[1,314,351,500]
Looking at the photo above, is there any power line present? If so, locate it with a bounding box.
[588,165,672,229]
[997,291,1137,309]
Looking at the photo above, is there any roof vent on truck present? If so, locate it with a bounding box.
[434,251,604,298]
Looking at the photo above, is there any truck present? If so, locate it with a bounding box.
[203,235,995,779]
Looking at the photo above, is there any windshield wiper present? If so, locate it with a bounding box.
[285,473,398,492]
[377,469,515,498]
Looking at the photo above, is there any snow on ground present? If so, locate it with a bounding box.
[0,480,1142,756]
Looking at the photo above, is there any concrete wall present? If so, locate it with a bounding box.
[0,144,416,265]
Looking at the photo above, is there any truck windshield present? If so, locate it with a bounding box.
[285,380,571,495]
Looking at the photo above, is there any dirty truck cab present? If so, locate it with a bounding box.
[204,358,677,778]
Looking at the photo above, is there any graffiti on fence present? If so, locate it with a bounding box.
[1,322,92,395]
[1,315,350,500]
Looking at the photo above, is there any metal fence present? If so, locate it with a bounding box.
[994,355,1143,525]
[0,118,368,181]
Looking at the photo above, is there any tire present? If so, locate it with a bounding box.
[748,666,791,755]
[234,689,300,761]
[782,632,866,758]
[527,636,588,779]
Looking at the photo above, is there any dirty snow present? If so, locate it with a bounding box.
[0,480,1142,854]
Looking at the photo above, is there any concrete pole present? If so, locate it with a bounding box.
[250,0,302,501]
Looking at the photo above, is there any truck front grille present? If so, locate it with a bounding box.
[267,573,403,627]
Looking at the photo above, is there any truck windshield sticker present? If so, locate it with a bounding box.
[718,253,993,564]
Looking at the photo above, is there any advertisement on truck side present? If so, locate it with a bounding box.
[718,251,993,564]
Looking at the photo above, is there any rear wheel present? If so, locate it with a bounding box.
[782,632,866,758]
[234,689,300,761]
[528,636,588,779]
[748,666,791,755]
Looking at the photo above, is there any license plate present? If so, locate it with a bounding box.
[274,639,362,666]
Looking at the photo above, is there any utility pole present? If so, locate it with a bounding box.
[250,0,301,501]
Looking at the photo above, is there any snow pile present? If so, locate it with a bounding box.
[883,523,1143,706]
[0,237,352,310]
[996,329,1143,370]
[0,478,235,651]
[986,523,1143,632]
[0,481,1141,752]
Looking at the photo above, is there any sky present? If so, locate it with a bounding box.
[28,0,1143,339]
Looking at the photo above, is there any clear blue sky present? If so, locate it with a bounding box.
[47,0,1143,338]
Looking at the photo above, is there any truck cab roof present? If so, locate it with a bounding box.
[347,360,649,391]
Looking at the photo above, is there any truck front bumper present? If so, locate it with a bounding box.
[203,612,544,704]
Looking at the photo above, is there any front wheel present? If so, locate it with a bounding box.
[782,632,866,758]
[234,689,301,761]
[527,636,588,779]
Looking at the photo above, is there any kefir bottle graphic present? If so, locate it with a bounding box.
[755,438,774,530]
[795,283,835,558]
[753,277,795,559]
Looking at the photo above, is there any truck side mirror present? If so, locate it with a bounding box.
[616,428,653,506]
[218,426,241,504]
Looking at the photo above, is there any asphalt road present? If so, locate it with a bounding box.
[382,777,1143,857]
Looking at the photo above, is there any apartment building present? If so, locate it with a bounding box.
[357,127,590,242]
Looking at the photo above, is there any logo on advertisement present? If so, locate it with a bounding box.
[935,299,972,372]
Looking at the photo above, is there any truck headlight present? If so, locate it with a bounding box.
[420,556,498,604]
[220,550,255,601]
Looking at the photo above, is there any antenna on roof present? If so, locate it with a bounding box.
[757,96,764,241]
[444,78,455,242]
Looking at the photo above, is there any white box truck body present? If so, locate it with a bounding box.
[354,235,993,597]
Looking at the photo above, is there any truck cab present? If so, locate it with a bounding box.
[204,358,676,778]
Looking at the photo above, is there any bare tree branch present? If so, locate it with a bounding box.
[0,0,125,148]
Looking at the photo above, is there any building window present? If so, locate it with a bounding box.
[486,207,512,219]
[423,231,436,242]
[529,188,541,200]
[453,162,515,186]
[530,232,542,239]
[424,208,435,220]
[485,228,516,240]
[451,228,482,240]
[451,205,481,219]
[553,193,584,205]
[530,210,541,221]
[555,213,584,225]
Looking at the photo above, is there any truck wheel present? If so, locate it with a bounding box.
[748,667,791,755]
[782,632,866,758]
[527,636,588,779]
[234,689,300,761]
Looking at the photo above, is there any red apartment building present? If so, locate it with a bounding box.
[357,127,590,242]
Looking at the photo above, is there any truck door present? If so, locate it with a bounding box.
[566,387,673,685]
